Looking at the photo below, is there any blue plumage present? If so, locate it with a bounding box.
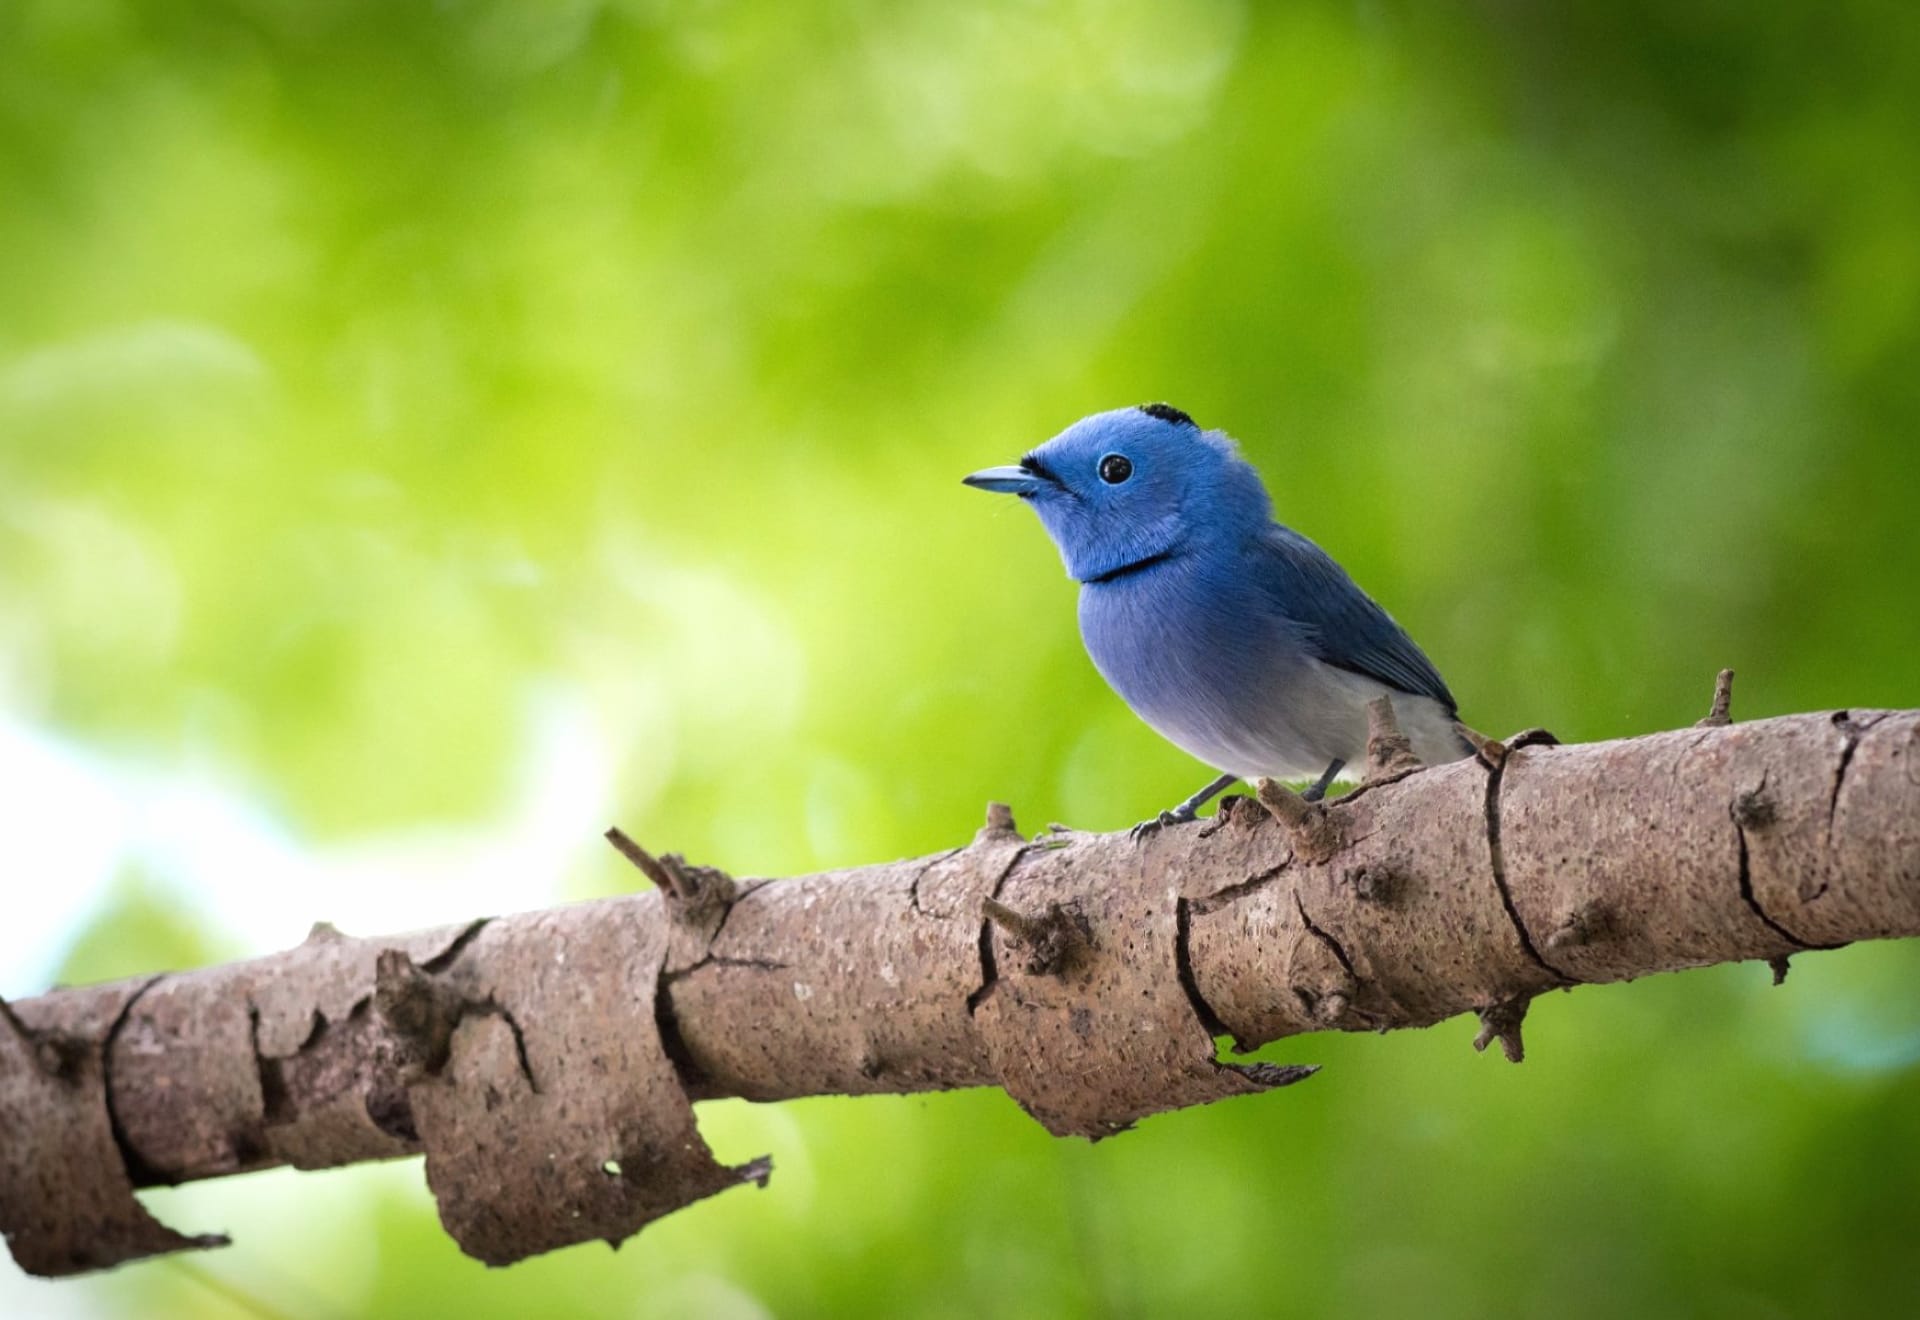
[964,404,1469,831]
[1252,524,1456,712]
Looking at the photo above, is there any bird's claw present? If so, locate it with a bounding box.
[1129,807,1191,843]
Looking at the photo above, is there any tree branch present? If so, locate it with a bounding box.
[5,694,1917,1276]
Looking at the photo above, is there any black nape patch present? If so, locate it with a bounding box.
[1137,402,1196,428]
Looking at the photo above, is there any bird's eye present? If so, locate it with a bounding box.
[1098,453,1133,484]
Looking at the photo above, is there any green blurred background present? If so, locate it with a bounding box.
[5,0,1919,1316]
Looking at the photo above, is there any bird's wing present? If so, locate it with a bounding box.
[1252,525,1457,712]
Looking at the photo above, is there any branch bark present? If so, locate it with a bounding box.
[4,694,1917,1276]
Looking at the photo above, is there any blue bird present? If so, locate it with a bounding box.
[964,403,1470,834]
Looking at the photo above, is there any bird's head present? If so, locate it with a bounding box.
[963,404,1271,583]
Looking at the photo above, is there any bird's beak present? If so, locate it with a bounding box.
[962,465,1043,496]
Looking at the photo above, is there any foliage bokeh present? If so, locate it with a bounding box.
[4,1,1919,1315]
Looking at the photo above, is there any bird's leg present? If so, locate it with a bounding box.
[1130,771,1240,841]
[1300,758,1346,803]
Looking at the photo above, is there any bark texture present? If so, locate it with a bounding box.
[4,697,1917,1277]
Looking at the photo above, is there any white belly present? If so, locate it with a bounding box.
[1077,566,1468,784]
[1137,657,1466,783]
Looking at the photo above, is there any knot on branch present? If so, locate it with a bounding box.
[1292,981,1358,1028]
[604,827,737,923]
[1287,898,1363,1028]
[1472,995,1532,1063]
[1345,862,1402,905]
[1201,794,1259,835]
[373,949,461,1078]
[1,1004,89,1083]
[1544,899,1610,952]
[1733,784,1776,830]
[1253,779,1343,862]
[1364,695,1424,784]
[981,898,1093,976]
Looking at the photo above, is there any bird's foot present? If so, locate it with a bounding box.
[1130,805,1196,842]
[1298,758,1344,803]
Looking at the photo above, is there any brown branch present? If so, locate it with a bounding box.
[5,703,1918,1276]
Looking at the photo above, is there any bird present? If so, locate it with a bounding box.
[963,402,1471,836]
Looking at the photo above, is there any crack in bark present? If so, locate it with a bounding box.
[906,848,963,917]
[964,918,999,1017]
[293,1007,328,1053]
[1292,890,1357,979]
[387,948,540,1091]
[703,954,787,972]
[1829,738,1860,834]
[1729,812,1844,952]
[702,876,774,953]
[1483,736,1577,985]
[247,1002,292,1130]
[421,917,492,974]
[101,976,169,1186]
[653,982,706,1096]
[1191,863,1288,916]
[1173,897,1230,1038]
[1290,889,1385,1029]
[660,955,790,986]
[965,841,1038,1016]
[1816,712,1871,899]
[656,947,791,1089]
[1679,728,1718,761]
[466,1000,537,1092]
